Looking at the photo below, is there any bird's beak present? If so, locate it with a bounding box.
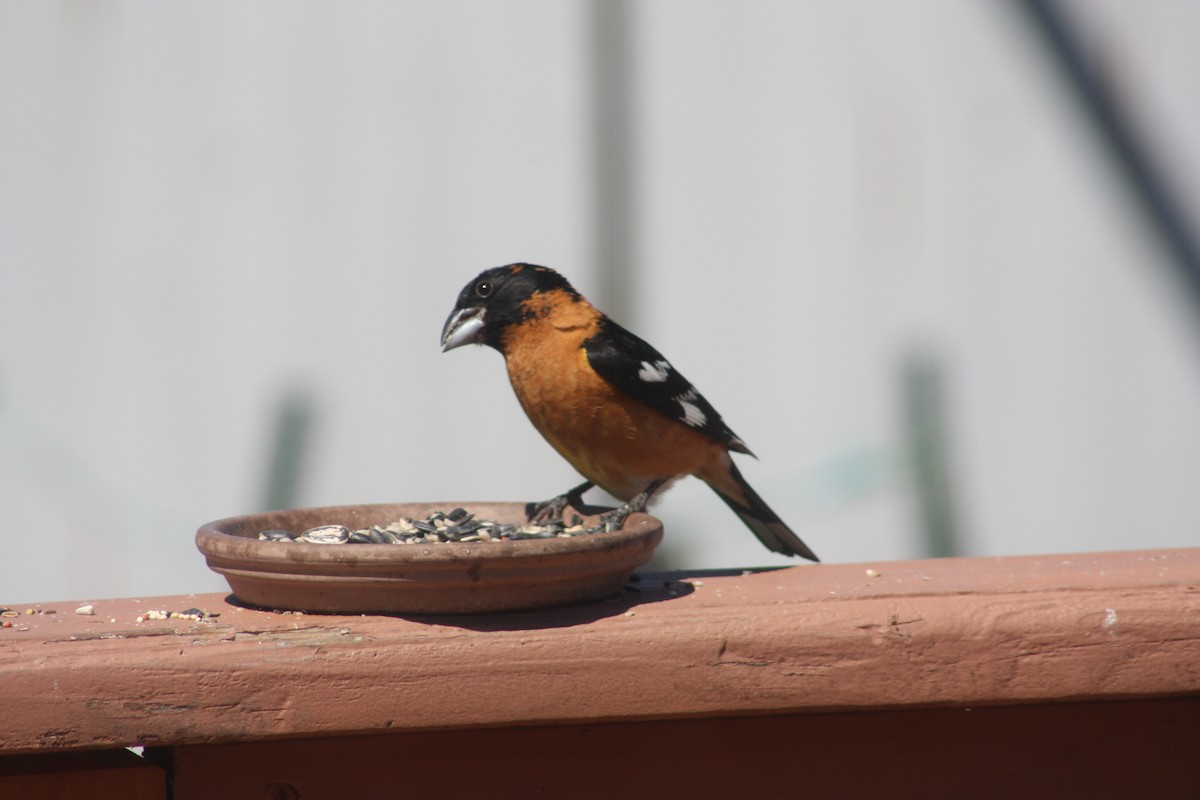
[441,306,485,352]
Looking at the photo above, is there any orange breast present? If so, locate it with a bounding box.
[503,314,724,499]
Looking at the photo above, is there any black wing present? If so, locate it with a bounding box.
[583,317,753,456]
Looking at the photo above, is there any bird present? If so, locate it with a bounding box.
[439,263,818,561]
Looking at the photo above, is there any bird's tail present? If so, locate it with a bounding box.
[701,458,819,562]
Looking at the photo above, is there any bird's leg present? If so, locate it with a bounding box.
[601,478,670,532]
[526,480,594,523]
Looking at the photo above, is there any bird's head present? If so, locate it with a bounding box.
[440,263,580,352]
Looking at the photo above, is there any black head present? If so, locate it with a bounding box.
[440,263,580,352]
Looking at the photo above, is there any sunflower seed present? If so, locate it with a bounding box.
[300,525,350,544]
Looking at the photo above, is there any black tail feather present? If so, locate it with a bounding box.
[708,461,819,562]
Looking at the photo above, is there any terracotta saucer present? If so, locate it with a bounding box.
[195,502,662,614]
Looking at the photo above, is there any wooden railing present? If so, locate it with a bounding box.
[2,547,1198,798]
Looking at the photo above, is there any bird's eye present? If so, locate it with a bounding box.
[475,280,493,299]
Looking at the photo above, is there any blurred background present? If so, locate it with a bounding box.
[2,1,1199,603]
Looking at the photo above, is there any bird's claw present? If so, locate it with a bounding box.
[526,481,595,524]
[600,505,632,532]
[526,494,571,524]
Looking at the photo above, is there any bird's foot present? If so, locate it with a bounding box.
[600,504,635,532]
[526,495,570,524]
[599,478,668,532]
[526,481,594,523]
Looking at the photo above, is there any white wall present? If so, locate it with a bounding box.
[2,1,1198,602]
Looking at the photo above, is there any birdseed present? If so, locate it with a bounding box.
[257,508,605,545]
[137,607,220,623]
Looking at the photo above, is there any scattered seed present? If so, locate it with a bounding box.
[75,604,95,616]
[866,568,881,578]
[140,607,216,623]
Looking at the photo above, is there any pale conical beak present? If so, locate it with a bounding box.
[441,306,486,352]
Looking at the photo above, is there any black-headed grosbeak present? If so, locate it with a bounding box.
[440,263,819,561]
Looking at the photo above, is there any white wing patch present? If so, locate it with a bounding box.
[638,359,672,383]
[675,388,707,427]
